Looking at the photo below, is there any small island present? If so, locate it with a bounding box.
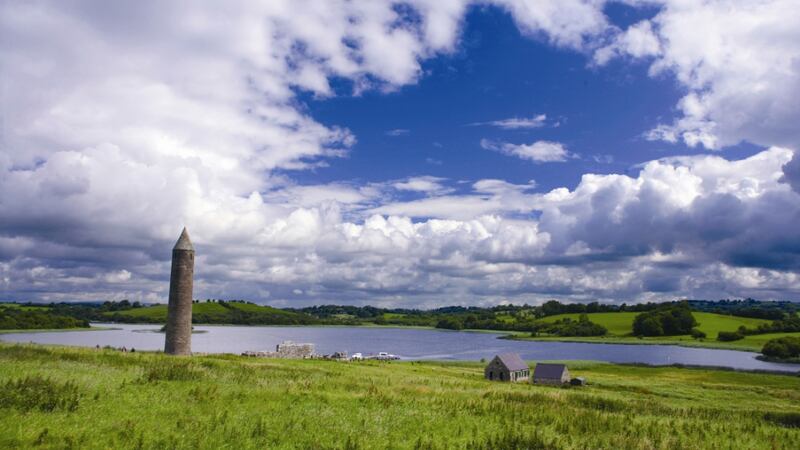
[759,336,800,363]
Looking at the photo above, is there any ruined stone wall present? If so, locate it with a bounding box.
[242,341,316,359]
[276,341,315,358]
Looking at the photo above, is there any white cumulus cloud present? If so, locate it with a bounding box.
[597,0,800,151]
[481,139,573,163]
[2,1,800,306]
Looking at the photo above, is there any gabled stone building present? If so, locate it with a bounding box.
[484,353,530,382]
[532,363,570,385]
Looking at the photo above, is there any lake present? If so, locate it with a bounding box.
[2,323,798,373]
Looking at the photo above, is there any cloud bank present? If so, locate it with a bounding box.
[1,0,799,306]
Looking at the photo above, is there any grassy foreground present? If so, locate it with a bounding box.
[522,312,800,352]
[1,344,800,449]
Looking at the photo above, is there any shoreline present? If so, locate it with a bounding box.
[90,321,522,335]
[504,334,768,352]
[1,341,797,375]
[3,321,779,353]
[756,354,800,365]
[6,322,796,364]
[0,325,114,334]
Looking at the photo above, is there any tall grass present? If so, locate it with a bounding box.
[0,343,798,449]
[142,360,205,382]
[0,375,81,412]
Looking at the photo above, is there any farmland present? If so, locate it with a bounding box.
[524,312,798,352]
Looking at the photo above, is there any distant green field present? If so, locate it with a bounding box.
[529,312,793,352]
[538,312,769,338]
[0,304,45,312]
[493,314,516,324]
[1,343,798,449]
[381,312,406,319]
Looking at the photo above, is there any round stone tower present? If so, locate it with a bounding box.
[164,227,194,355]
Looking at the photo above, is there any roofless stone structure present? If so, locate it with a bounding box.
[164,227,194,355]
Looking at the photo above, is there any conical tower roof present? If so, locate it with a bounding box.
[173,227,194,251]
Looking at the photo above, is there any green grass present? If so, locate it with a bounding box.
[381,313,407,319]
[0,343,798,449]
[0,304,41,311]
[528,312,792,352]
[538,312,769,338]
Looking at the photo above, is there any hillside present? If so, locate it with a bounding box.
[0,304,89,332]
[0,343,798,449]
[104,302,318,325]
[530,311,800,351]
[538,312,770,338]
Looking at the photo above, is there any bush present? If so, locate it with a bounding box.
[435,318,463,330]
[745,314,800,336]
[761,336,800,359]
[533,314,607,337]
[690,328,706,340]
[0,375,81,412]
[716,331,744,342]
[764,411,800,428]
[633,304,697,337]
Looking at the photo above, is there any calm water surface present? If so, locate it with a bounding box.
[2,323,798,373]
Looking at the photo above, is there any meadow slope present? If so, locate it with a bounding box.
[525,312,799,352]
[1,344,799,449]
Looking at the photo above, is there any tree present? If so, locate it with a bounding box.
[717,331,744,342]
[633,316,663,337]
[435,318,463,330]
[761,337,800,359]
[632,304,697,337]
[690,328,706,340]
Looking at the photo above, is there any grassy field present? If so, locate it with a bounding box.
[526,312,798,352]
[537,312,770,337]
[1,344,799,449]
[0,304,43,311]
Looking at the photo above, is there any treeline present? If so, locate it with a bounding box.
[290,305,386,319]
[33,300,145,323]
[8,300,322,326]
[193,301,319,325]
[0,307,89,330]
[538,300,665,316]
[291,304,541,331]
[687,298,795,320]
[532,314,608,337]
[4,298,797,336]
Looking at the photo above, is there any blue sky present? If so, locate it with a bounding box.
[294,4,759,195]
[1,1,799,306]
